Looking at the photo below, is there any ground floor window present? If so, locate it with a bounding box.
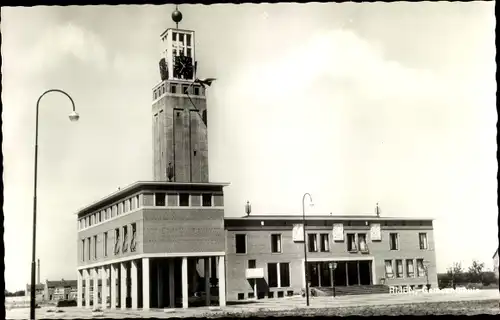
[267,262,291,288]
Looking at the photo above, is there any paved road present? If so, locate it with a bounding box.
[6,289,499,319]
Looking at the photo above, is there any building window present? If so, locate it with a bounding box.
[385,260,394,278]
[179,193,189,206]
[347,233,357,252]
[417,259,425,277]
[155,193,166,206]
[358,233,368,252]
[93,235,97,259]
[172,32,177,41]
[308,234,318,252]
[267,263,278,288]
[320,234,329,252]
[186,33,191,46]
[131,223,137,252]
[235,234,247,254]
[406,259,414,277]
[248,260,256,269]
[122,226,128,253]
[114,228,120,255]
[170,85,177,93]
[271,234,282,253]
[182,85,189,94]
[194,86,200,96]
[419,233,428,250]
[237,293,244,300]
[279,263,291,287]
[396,260,403,278]
[103,232,108,257]
[81,239,85,261]
[87,237,91,261]
[389,233,399,250]
[202,194,212,207]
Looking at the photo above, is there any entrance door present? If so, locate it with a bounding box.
[308,263,319,287]
[359,261,372,285]
[320,263,331,287]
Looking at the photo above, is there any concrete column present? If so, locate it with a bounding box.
[218,256,226,307]
[168,259,175,308]
[182,257,188,308]
[142,258,150,310]
[131,260,138,309]
[317,263,321,287]
[77,270,83,308]
[157,260,163,308]
[120,263,127,309]
[93,268,99,308]
[110,264,117,309]
[101,266,107,309]
[253,280,257,300]
[204,258,210,306]
[345,262,349,286]
[357,261,361,285]
[84,269,91,309]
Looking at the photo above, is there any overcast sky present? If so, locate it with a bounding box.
[2,2,496,292]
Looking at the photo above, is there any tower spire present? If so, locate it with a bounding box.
[172,5,183,29]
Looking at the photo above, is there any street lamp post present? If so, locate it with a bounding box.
[302,193,313,306]
[30,89,79,320]
[329,262,337,298]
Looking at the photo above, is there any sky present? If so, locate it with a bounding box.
[1,2,497,292]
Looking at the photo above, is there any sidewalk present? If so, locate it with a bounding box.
[6,289,499,319]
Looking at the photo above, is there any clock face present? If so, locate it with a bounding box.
[173,55,194,80]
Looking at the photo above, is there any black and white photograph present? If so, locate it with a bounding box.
[1,1,498,318]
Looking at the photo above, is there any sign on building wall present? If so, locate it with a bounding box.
[332,223,344,241]
[292,224,304,242]
[370,223,381,241]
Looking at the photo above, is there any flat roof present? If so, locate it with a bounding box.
[225,215,435,221]
[75,180,230,216]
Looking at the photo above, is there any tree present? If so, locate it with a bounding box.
[467,260,485,283]
[447,262,465,285]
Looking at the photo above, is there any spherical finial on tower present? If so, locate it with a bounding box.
[172,6,183,25]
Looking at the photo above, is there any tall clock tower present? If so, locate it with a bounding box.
[152,8,210,183]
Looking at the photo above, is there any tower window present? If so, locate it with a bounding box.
[186,34,191,46]
[182,85,189,94]
[155,193,166,206]
[187,48,192,57]
[194,86,200,95]
[179,193,189,206]
[202,194,212,207]
[154,91,157,100]
[172,32,177,41]
[179,33,184,42]
[170,85,177,94]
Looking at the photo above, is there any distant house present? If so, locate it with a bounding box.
[26,279,78,302]
[493,249,499,278]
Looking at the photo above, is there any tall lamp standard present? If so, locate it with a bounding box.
[328,262,337,298]
[302,193,313,306]
[30,89,79,320]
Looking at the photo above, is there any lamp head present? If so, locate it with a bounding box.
[69,111,80,122]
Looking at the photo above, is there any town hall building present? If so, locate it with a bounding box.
[75,7,438,310]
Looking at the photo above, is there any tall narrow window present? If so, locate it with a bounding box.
[358,233,368,252]
[235,234,247,254]
[81,239,85,261]
[182,85,189,94]
[308,234,318,252]
[389,233,399,250]
[406,259,414,277]
[122,226,128,253]
[347,233,357,252]
[93,235,97,259]
[170,84,177,94]
[271,234,282,253]
[320,234,329,252]
[194,86,200,96]
[419,233,428,250]
[179,193,189,206]
[202,194,212,207]
[103,232,108,257]
[267,263,278,288]
[279,263,290,287]
[417,259,425,277]
[87,237,91,261]
[384,260,394,278]
[396,260,403,278]
[155,193,166,206]
[130,223,137,252]
[114,228,120,255]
